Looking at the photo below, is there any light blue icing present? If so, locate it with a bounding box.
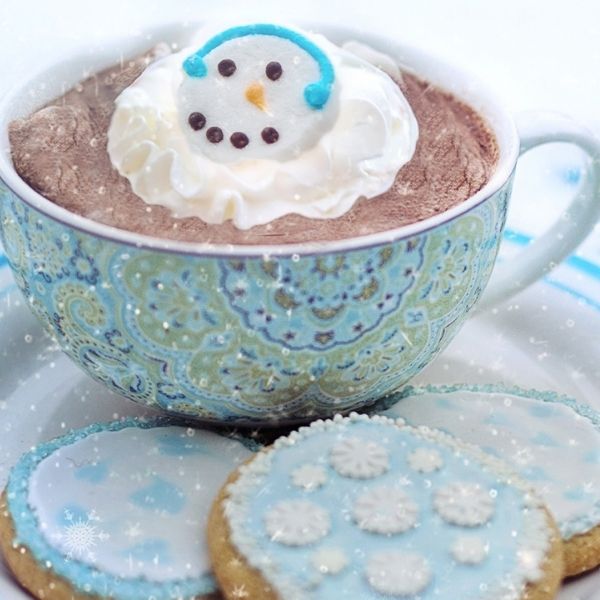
[125,539,172,565]
[130,476,186,515]
[521,466,550,482]
[157,431,208,456]
[435,397,453,409]
[235,420,533,599]
[564,487,587,502]
[584,450,600,464]
[528,404,557,418]
[483,412,512,427]
[6,417,260,600]
[530,432,560,447]
[481,445,502,458]
[74,460,110,484]
[182,24,335,109]
[371,382,600,540]
[56,504,89,527]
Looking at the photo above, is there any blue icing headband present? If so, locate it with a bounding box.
[182,24,335,110]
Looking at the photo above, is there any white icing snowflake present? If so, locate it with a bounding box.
[55,509,109,561]
[353,486,419,534]
[264,500,330,546]
[124,522,143,539]
[311,547,349,575]
[451,535,489,564]
[407,447,444,473]
[434,482,495,526]
[291,464,328,491]
[366,551,431,596]
[329,437,389,479]
[231,584,250,598]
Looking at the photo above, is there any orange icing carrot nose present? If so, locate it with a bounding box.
[245,81,267,111]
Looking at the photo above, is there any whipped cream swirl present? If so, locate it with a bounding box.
[108,31,418,230]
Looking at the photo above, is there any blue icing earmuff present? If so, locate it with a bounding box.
[182,23,335,110]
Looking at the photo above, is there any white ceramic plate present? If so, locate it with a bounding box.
[0,246,599,599]
[1,144,599,597]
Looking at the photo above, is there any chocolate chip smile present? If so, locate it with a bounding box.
[198,123,279,148]
[230,132,249,149]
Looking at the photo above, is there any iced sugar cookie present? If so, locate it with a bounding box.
[374,384,600,577]
[0,418,258,600]
[208,413,563,600]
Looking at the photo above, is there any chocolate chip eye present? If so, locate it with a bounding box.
[266,61,283,81]
[261,127,279,144]
[218,59,236,77]
[188,112,206,131]
[230,132,249,149]
[206,127,224,143]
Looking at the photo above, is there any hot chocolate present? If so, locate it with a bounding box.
[9,41,498,245]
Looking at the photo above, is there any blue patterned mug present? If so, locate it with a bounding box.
[1,24,599,424]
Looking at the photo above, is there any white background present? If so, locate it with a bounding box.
[1,0,599,135]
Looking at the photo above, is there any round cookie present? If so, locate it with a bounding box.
[208,413,563,600]
[0,418,259,600]
[374,384,600,577]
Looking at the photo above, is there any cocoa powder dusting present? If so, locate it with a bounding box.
[9,46,498,245]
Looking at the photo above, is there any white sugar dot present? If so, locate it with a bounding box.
[330,437,389,479]
[407,447,444,473]
[291,464,327,491]
[366,551,431,596]
[451,536,489,564]
[311,547,348,575]
[264,500,330,546]
[353,486,418,534]
[434,482,495,526]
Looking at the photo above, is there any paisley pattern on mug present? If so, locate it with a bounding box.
[0,181,510,423]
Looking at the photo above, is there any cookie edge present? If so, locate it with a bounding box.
[563,523,600,577]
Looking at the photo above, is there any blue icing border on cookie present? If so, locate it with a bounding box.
[5,417,260,600]
[371,382,600,539]
[182,24,335,109]
[375,383,600,428]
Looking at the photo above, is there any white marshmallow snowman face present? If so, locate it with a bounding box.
[178,25,339,163]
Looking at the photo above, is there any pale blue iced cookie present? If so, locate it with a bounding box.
[209,413,562,600]
[0,418,259,599]
[375,384,600,576]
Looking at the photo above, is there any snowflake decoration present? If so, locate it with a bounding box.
[55,509,109,562]
[434,482,495,526]
[366,551,431,595]
[329,437,389,479]
[353,486,419,534]
[291,464,327,491]
[407,447,444,473]
[264,500,330,546]
[451,535,489,564]
[311,547,349,575]
[230,584,250,598]
[124,522,143,539]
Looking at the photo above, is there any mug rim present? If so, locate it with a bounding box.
[0,22,520,258]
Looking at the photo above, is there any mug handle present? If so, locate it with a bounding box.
[477,110,600,310]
